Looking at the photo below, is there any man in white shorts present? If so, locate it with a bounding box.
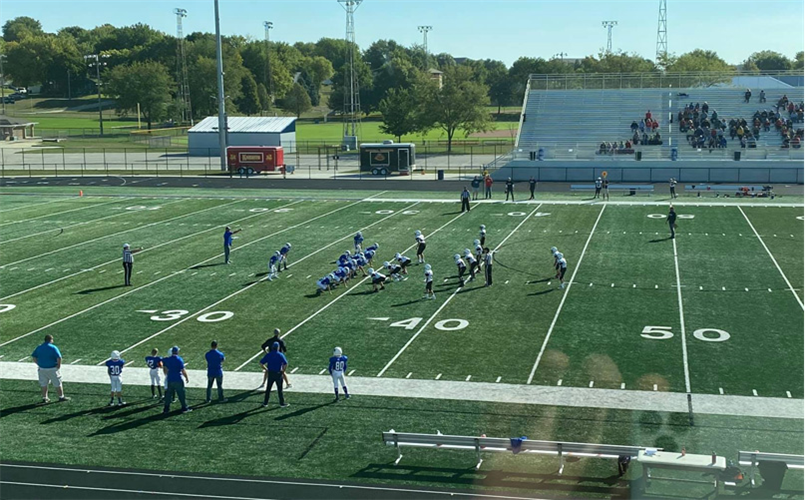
[31,334,69,403]
[328,347,350,402]
[105,350,126,406]
[145,348,163,399]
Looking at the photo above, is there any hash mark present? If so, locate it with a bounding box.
[589,381,594,388]
[318,369,326,375]
[744,287,749,292]
[722,286,726,291]
[17,356,29,362]
[495,376,502,383]
[191,272,198,276]
[99,270,106,274]
[719,387,724,395]
[290,367,299,374]
[435,373,442,380]
[620,383,626,389]
[752,389,758,396]
[210,272,217,276]
[557,379,562,386]
[768,288,772,292]
[786,391,792,398]
[653,384,658,391]
[348,370,355,376]
[229,273,237,277]
[465,375,472,381]
[45,268,53,272]
[70,359,82,364]
[406,372,412,379]
[136,271,143,274]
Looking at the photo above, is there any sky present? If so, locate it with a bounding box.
[3,0,803,66]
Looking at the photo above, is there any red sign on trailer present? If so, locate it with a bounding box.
[226,146,285,174]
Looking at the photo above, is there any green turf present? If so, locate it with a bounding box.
[0,188,802,499]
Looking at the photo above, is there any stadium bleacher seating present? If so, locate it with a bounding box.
[516,86,805,160]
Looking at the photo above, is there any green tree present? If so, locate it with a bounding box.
[794,51,804,70]
[236,72,262,116]
[257,82,271,112]
[666,50,734,87]
[283,82,312,117]
[4,34,83,92]
[743,50,792,71]
[328,59,373,114]
[106,60,172,129]
[580,51,656,73]
[379,88,418,141]
[2,17,43,42]
[415,65,491,153]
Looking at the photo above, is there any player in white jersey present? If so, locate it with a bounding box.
[423,263,435,299]
[553,250,564,280]
[557,254,568,289]
[368,268,387,292]
[395,252,412,274]
[454,254,467,286]
[464,248,478,281]
[383,261,405,281]
[414,230,426,264]
[479,225,487,246]
[474,240,484,269]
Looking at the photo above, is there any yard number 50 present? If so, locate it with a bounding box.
[641,326,730,342]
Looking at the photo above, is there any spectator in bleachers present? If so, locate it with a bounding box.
[793,136,801,149]
[645,110,652,121]
[599,142,607,154]
[630,121,639,133]
[632,130,640,144]
[625,140,632,149]
[776,95,788,112]
[763,117,771,132]
[759,90,766,103]
[638,120,645,134]
[737,125,745,141]
[702,102,709,114]
[744,89,752,103]
[641,132,649,145]
[719,135,728,148]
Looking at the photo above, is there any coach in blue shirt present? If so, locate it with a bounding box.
[205,340,227,403]
[223,226,241,264]
[31,334,69,403]
[162,346,191,414]
[259,342,289,408]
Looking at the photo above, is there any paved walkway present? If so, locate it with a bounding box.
[1,362,800,419]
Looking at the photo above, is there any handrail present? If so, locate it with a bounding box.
[514,76,531,148]
[526,70,803,91]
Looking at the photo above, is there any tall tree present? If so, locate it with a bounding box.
[106,60,172,129]
[666,49,734,87]
[416,65,491,153]
[379,88,418,141]
[257,82,271,112]
[2,16,43,42]
[283,82,312,117]
[742,50,792,71]
[236,72,262,116]
[794,51,804,70]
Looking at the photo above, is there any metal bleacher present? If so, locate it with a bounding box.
[515,85,804,161]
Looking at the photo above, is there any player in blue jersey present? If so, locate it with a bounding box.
[329,347,350,401]
[317,275,334,295]
[363,248,376,265]
[345,256,358,279]
[353,232,364,252]
[268,251,281,281]
[395,252,412,274]
[368,267,386,292]
[279,242,292,271]
[365,242,379,253]
[334,266,349,286]
[353,252,368,276]
[338,251,351,267]
[106,350,126,406]
[455,253,467,286]
[145,348,163,399]
[423,263,435,299]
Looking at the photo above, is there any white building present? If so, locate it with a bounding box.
[187,116,297,156]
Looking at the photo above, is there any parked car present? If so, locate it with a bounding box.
[1,96,15,104]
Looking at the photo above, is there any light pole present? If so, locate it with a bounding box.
[553,52,568,60]
[214,0,228,172]
[0,54,6,116]
[602,21,618,54]
[263,21,273,101]
[84,53,110,135]
[418,26,432,56]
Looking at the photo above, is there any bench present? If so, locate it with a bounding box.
[738,450,804,487]
[570,184,655,195]
[381,430,654,473]
[689,184,772,197]
[638,449,727,493]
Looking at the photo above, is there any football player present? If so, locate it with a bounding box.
[369,267,387,292]
[363,248,376,265]
[479,225,487,246]
[268,251,281,281]
[334,266,349,286]
[338,251,351,267]
[557,253,568,289]
[353,252,369,276]
[279,242,292,271]
[365,242,379,253]
[395,252,412,274]
[414,230,426,264]
[353,231,364,252]
[316,275,334,295]
[329,347,350,402]
[145,348,163,399]
[454,253,467,286]
[384,261,405,281]
[105,350,126,406]
[553,250,563,280]
[474,239,484,270]
[464,248,478,281]
[423,263,435,299]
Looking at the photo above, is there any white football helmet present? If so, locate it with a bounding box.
[473,239,480,246]
[356,232,362,238]
[333,347,343,356]
[415,230,422,236]
[395,252,402,259]
[480,225,486,230]
[285,242,292,248]
[550,246,558,254]
[424,264,432,271]
[123,243,130,249]
[454,253,461,260]
[374,242,380,248]
[274,250,281,257]
[383,261,390,268]
[367,268,375,275]
[111,350,121,360]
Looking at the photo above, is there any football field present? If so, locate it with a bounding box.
[1,190,802,400]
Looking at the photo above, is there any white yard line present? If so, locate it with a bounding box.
[0,197,131,228]
[115,201,418,364]
[527,204,606,385]
[377,204,543,377]
[0,201,348,349]
[0,200,301,301]
[234,207,468,371]
[672,237,692,394]
[738,206,804,310]
[0,197,65,214]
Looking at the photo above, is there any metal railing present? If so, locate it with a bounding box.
[528,70,804,91]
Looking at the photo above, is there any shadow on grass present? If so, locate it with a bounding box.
[0,401,52,418]
[39,403,123,424]
[648,237,673,243]
[274,401,334,421]
[528,288,556,297]
[190,263,225,270]
[352,463,630,496]
[76,284,127,294]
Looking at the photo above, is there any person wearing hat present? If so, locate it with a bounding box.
[105,350,126,406]
[260,342,289,408]
[162,346,191,414]
[121,243,143,286]
[223,226,242,265]
[260,329,290,389]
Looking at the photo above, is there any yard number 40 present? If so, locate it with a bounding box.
[641,326,730,342]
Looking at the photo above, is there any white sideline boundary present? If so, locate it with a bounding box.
[0,197,132,228]
[0,200,361,349]
[0,200,300,301]
[0,361,800,420]
[672,237,692,394]
[527,204,606,385]
[114,202,421,363]
[738,206,804,310]
[366,198,804,208]
[234,209,471,371]
[376,204,544,377]
[0,198,192,267]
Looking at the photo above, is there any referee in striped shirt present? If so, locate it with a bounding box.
[122,243,143,286]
